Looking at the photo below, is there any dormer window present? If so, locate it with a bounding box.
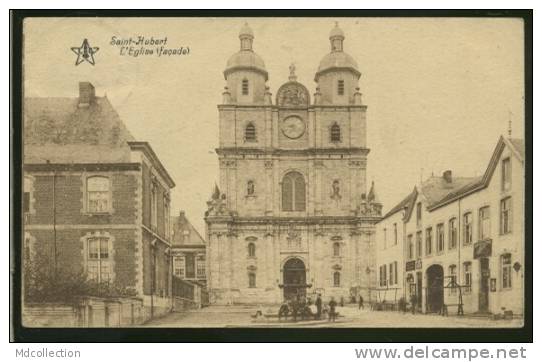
[330,123,341,142]
[245,122,256,142]
[337,80,345,95]
[242,79,249,95]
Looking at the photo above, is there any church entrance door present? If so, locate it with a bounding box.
[283,258,307,301]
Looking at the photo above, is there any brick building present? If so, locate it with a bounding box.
[23,82,176,319]
[205,23,382,305]
[376,136,525,316]
[171,210,206,285]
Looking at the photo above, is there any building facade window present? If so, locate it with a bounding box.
[248,242,256,258]
[393,223,398,245]
[333,271,341,287]
[449,218,457,249]
[416,202,422,227]
[196,256,206,279]
[281,171,306,211]
[501,253,512,289]
[248,272,256,288]
[407,234,414,259]
[23,176,34,214]
[164,195,170,239]
[500,197,512,234]
[416,231,422,258]
[87,176,110,213]
[394,261,398,286]
[330,123,341,142]
[381,265,387,287]
[382,228,387,250]
[174,256,185,278]
[242,79,249,95]
[337,80,345,95]
[333,242,341,257]
[425,227,433,255]
[245,122,256,142]
[502,157,511,191]
[479,206,491,240]
[87,237,110,283]
[463,212,473,245]
[463,262,472,292]
[436,223,445,253]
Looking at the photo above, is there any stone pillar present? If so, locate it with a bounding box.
[274,228,281,302]
[308,226,315,287]
[227,231,237,305]
[265,160,274,215]
[314,160,324,215]
[264,232,272,289]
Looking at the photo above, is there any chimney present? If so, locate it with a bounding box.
[443,170,452,183]
[78,82,95,107]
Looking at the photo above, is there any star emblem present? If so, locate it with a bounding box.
[71,39,99,66]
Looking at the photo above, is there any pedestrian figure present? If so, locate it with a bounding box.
[328,297,337,322]
[340,296,344,307]
[278,300,289,321]
[315,294,322,320]
[410,294,418,315]
[358,294,364,310]
[299,297,307,321]
[292,296,299,322]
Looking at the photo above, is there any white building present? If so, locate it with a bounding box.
[376,136,524,316]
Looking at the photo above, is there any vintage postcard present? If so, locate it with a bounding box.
[15,14,528,334]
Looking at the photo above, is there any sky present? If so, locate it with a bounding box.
[23,17,525,234]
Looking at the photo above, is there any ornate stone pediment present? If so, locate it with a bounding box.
[276,82,310,107]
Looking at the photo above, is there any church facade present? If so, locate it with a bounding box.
[205,23,382,305]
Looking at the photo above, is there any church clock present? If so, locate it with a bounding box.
[281,115,305,139]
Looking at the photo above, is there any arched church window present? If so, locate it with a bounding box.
[281,171,306,211]
[333,242,341,257]
[337,80,345,95]
[330,123,341,142]
[242,79,249,95]
[333,271,341,287]
[248,242,256,257]
[245,122,256,142]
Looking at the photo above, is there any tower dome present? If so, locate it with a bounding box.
[224,23,268,81]
[314,22,360,82]
[223,23,269,104]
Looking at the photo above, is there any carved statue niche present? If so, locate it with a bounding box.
[330,179,342,201]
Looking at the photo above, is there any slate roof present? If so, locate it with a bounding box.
[383,187,417,220]
[420,175,480,208]
[23,96,135,164]
[171,212,206,247]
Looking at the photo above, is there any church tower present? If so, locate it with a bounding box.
[206,23,381,305]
